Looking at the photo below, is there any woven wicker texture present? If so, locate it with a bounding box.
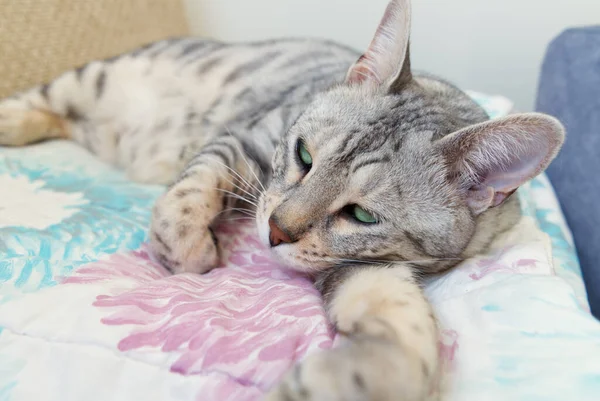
[0,0,190,98]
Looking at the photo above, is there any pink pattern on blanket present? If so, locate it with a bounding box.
[63,221,458,400]
[63,222,335,399]
[468,246,540,281]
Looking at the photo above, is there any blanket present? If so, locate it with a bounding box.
[1,93,599,401]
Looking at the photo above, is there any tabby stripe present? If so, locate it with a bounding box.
[206,139,238,163]
[196,148,231,166]
[197,57,223,76]
[223,50,282,84]
[145,38,180,58]
[130,42,156,57]
[351,155,391,173]
[404,231,428,255]
[280,50,338,69]
[180,43,225,67]
[178,41,206,58]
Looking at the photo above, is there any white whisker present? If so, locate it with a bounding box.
[214,188,258,207]
[224,126,267,193]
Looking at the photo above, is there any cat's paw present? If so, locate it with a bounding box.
[149,183,222,274]
[265,338,430,401]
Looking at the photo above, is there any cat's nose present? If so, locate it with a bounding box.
[268,216,293,247]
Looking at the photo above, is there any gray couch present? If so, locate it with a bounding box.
[536,26,600,318]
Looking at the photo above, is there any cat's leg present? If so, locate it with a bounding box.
[266,265,439,401]
[150,132,263,274]
[0,84,74,146]
[0,57,192,185]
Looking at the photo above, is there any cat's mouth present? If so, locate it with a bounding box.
[256,200,332,273]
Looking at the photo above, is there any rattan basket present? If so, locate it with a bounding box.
[0,0,190,98]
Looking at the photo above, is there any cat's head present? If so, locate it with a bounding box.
[256,0,564,273]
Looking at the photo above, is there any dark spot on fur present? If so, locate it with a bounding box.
[353,372,366,390]
[221,194,228,211]
[311,252,319,257]
[96,70,106,99]
[75,64,87,81]
[293,365,309,398]
[208,227,219,247]
[204,202,210,208]
[302,250,308,255]
[412,324,423,333]
[279,382,295,401]
[114,131,122,147]
[155,118,171,132]
[65,105,84,121]
[178,225,190,238]
[392,136,405,152]
[181,207,192,215]
[176,188,202,198]
[160,220,169,230]
[421,360,430,378]
[40,83,51,100]
[311,243,317,249]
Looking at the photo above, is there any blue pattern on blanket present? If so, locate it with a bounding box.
[0,148,161,302]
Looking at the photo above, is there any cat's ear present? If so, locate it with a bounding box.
[345,0,412,91]
[436,113,565,215]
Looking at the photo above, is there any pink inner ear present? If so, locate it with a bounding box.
[446,113,565,215]
[346,56,381,84]
[344,0,411,87]
[481,142,547,194]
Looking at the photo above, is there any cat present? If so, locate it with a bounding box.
[0,0,564,399]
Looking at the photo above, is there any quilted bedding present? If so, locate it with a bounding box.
[1,94,599,401]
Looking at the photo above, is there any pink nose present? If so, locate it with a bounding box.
[268,217,293,247]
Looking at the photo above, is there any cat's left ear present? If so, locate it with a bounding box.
[345,0,412,91]
[435,113,565,215]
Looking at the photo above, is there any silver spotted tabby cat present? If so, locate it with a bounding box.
[0,0,564,400]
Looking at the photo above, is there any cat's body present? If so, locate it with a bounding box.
[0,1,564,400]
[0,38,356,184]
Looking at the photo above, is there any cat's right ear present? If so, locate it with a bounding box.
[345,0,412,92]
[435,113,565,215]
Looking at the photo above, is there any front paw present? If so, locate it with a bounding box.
[149,186,221,274]
[265,338,431,401]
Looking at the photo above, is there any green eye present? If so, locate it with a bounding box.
[351,205,377,224]
[297,139,313,168]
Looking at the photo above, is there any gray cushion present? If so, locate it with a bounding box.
[536,26,600,317]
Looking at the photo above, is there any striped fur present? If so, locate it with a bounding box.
[0,1,564,400]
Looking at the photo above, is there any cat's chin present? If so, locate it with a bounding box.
[262,243,331,274]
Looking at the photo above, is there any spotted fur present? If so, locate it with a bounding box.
[0,1,564,399]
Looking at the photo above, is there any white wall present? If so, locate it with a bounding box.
[183,0,600,111]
